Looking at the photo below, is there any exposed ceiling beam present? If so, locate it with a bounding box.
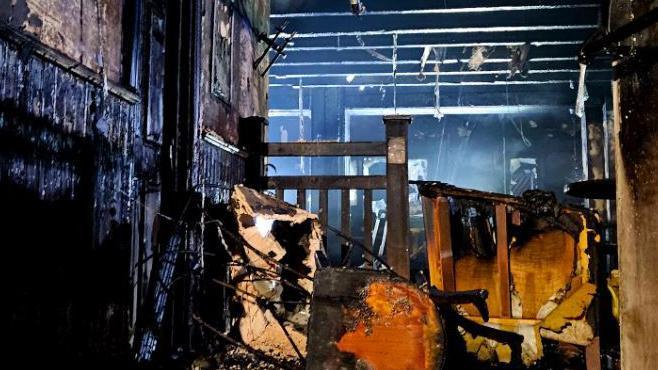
[282,40,582,52]
[271,69,610,80]
[273,57,578,67]
[270,79,610,89]
[279,25,597,39]
[344,105,569,116]
[272,4,599,18]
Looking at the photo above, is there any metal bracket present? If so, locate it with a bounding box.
[253,20,296,76]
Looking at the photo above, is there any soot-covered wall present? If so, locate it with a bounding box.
[0,36,138,366]
[1,0,268,366]
[0,0,125,82]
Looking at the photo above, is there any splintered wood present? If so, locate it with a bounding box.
[307,269,446,370]
[229,185,321,360]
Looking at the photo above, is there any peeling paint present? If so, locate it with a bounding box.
[539,282,596,346]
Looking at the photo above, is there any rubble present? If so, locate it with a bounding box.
[227,185,322,360]
[191,345,303,370]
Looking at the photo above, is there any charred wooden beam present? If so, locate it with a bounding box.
[363,189,373,267]
[416,181,522,206]
[266,175,386,190]
[266,142,387,157]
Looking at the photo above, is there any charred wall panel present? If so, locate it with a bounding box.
[0,35,139,366]
[200,142,246,205]
[199,0,269,145]
[0,0,125,83]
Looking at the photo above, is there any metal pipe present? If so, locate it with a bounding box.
[272,4,599,18]
[270,79,610,89]
[273,57,577,67]
[270,69,609,80]
[283,41,582,52]
[279,25,597,39]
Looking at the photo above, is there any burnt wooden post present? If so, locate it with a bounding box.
[610,3,658,368]
[383,115,411,279]
[239,116,268,190]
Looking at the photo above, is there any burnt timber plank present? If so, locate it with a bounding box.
[297,189,307,209]
[266,142,387,157]
[319,189,329,244]
[266,175,386,190]
[341,189,351,261]
[363,189,373,267]
[275,188,284,200]
[496,204,512,318]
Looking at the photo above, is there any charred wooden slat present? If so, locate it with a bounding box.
[341,189,351,262]
[296,189,306,209]
[495,204,512,318]
[319,190,328,241]
[266,175,386,190]
[276,188,285,200]
[363,189,373,267]
[266,142,387,157]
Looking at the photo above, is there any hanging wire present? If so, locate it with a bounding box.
[355,34,392,62]
[393,33,398,112]
[433,48,447,120]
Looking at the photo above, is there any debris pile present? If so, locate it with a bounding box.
[226,186,322,361]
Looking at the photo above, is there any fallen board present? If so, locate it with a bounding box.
[306,269,446,370]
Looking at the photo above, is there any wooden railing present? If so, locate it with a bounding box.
[239,115,412,278]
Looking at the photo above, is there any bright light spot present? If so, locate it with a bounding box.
[359,85,366,92]
[255,217,274,237]
[346,74,356,83]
